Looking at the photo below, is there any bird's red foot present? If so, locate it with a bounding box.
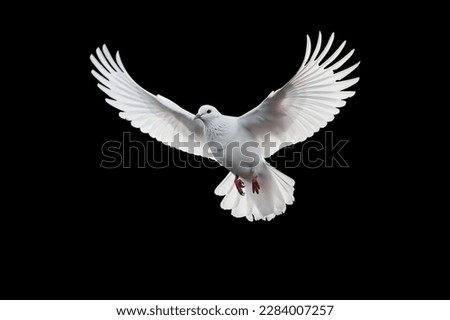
[252,176,260,194]
[234,175,245,196]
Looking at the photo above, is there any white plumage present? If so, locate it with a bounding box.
[91,32,359,221]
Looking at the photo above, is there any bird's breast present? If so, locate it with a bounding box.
[204,121,263,177]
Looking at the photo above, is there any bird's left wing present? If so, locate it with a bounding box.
[91,45,211,158]
[239,32,359,157]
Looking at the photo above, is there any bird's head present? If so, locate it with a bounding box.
[193,105,221,122]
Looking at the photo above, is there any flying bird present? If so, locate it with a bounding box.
[90,32,359,221]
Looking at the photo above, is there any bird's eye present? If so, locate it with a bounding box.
[207,109,211,114]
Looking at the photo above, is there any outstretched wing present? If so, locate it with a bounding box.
[91,45,210,158]
[239,32,360,157]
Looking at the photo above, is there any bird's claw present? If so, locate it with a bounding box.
[252,176,260,194]
[234,175,246,196]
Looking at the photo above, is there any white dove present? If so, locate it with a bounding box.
[91,32,359,221]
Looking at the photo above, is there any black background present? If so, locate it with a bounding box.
[4,3,448,299]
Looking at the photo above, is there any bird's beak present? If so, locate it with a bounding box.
[193,114,201,120]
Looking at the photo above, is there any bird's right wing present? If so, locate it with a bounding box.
[239,33,359,157]
[91,45,211,158]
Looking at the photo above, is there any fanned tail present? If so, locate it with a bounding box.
[214,164,295,221]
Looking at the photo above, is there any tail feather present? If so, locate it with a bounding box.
[270,166,295,186]
[232,192,252,219]
[221,188,239,210]
[214,172,234,196]
[215,165,295,221]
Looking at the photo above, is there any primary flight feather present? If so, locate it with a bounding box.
[91,32,359,221]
